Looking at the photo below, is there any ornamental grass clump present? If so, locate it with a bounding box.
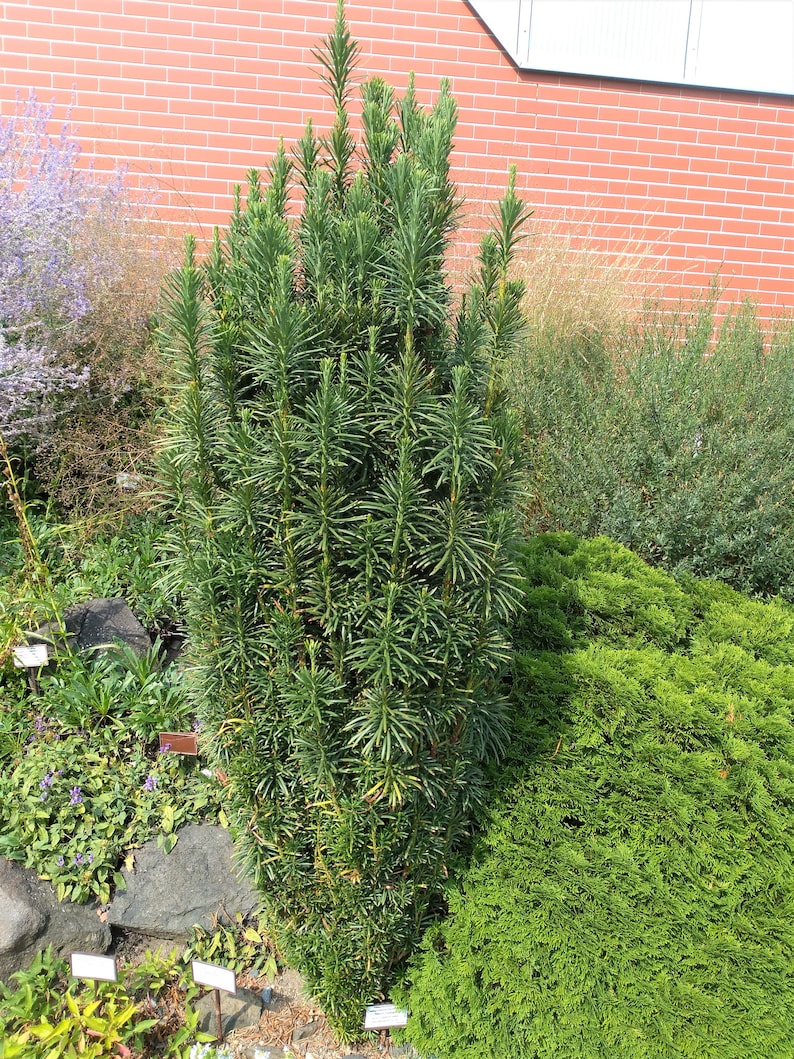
[403,534,794,1058]
[158,2,528,1038]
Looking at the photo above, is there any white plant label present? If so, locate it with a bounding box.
[191,959,237,994]
[13,644,48,668]
[364,1002,409,1029]
[70,952,118,982]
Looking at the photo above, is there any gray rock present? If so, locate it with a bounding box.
[0,888,46,952]
[292,1020,320,1044]
[29,597,151,658]
[196,985,263,1036]
[0,857,111,983]
[108,824,260,938]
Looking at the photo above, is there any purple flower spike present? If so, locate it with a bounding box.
[74,853,84,866]
[143,774,157,792]
[57,855,64,867]
[69,786,82,806]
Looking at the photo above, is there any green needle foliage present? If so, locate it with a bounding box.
[158,1,529,1037]
[403,534,794,1057]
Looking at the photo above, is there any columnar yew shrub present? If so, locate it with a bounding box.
[159,5,528,1037]
[403,534,794,1058]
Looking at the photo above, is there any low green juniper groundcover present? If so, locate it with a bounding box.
[403,535,794,1058]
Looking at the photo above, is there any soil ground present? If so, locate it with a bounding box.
[112,930,398,1059]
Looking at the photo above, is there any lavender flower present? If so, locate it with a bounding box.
[159,742,172,754]
[74,852,84,866]
[69,786,82,806]
[57,856,64,867]
[143,774,157,792]
[0,93,129,448]
[39,770,56,799]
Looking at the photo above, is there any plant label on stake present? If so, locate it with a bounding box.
[363,1003,409,1030]
[13,643,48,693]
[191,959,237,1042]
[12,644,48,667]
[70,952,118,983]
[158,731,198,755]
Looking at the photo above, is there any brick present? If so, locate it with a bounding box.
[0,50,29,72]
[741,204,783,223]
[4,35,52,56]
[0,0,791,318]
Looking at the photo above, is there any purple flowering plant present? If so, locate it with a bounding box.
[0,655,226,904]
[0,93,132,448]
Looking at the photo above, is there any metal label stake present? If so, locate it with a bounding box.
[70,952,119,983]
[191,959,237,1043]
[13,643,48,694]
[364,1002,409,1030]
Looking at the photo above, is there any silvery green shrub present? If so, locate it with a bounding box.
[0,94,128,447]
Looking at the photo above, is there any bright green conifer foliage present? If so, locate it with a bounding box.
[404,535,794,1057]
[158,2,528,1036]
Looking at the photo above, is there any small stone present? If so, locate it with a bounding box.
[260,985,273,1005]
[196,986,263,1035]
[116,471,143,491]
[291,1019,320,1044]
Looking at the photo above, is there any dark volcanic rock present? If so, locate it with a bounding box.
[108,824,260,938]
[0,857,111,983]
[196,985,264,1036]
[29,597,151,658]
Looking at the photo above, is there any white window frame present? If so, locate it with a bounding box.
[468,0,794,96]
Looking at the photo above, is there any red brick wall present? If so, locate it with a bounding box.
[1,0,792,318]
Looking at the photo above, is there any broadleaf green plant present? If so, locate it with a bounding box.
[0,646,224,903]
[0,945,215,1058]
[158,0,529,1038]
